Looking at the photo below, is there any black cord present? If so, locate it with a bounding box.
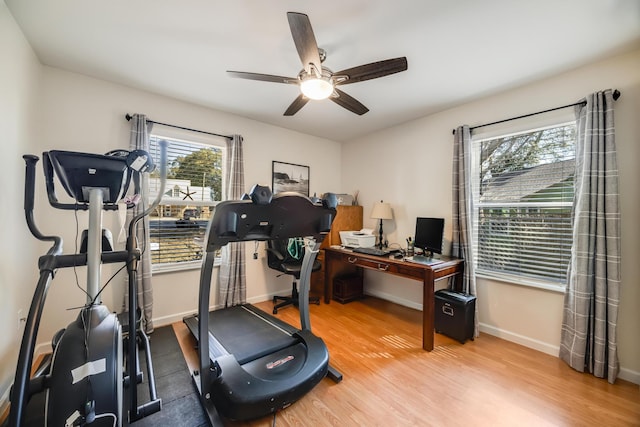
[272,412,277,427]
[90,261,130,306]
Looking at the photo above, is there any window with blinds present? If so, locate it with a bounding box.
[473,123,576,285]
[147,135,224,271]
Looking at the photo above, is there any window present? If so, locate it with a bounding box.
[147,135,225,272]
[473,123,576,288]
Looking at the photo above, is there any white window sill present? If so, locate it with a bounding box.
[152,258,221,274]
[476,270,566,293]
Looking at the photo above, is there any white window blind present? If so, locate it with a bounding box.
[474,123,576,285]
[147,135,224,270]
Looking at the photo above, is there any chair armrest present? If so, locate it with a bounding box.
[265,247,285,261]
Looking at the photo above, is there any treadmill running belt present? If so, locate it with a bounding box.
[207,305,297,365]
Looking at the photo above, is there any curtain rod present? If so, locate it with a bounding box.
[125,113,233,139]
[452,89,621,135]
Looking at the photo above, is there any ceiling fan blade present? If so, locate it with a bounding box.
[334,57,408,85]
[331,88,369,115]
[284,94,310,116]
[287,12,323,76]
[227,71,298,84]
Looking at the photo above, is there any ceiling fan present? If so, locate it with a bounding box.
[227,12,408,116]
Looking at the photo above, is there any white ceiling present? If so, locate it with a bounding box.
[6,0,640,142]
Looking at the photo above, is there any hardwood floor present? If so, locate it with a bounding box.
[173,297,640,427]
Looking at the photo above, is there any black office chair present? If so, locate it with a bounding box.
[267,238,321,314]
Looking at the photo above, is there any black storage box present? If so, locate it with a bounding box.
[434,289,476,343]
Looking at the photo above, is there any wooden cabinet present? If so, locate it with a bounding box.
[310,205,363,300]
[333,274,364,303]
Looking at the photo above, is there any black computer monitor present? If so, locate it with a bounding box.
[414,217,444,257]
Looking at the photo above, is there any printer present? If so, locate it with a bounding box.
[339,230,376,248]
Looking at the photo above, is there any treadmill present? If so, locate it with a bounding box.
[183,185,342,425]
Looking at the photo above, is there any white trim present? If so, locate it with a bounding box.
[618,367,640,385]
[364,289,423,311]
[152,259,208,274]
[476,271,566,293]
[479,322,560,356]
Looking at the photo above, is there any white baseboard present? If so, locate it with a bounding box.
[618,367,640,385]
[478,323,560,357]
[364,289,423,311]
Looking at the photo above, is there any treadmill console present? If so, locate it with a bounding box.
[206,185,337,252]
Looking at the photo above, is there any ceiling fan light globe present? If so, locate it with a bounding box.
[300,78,334,100]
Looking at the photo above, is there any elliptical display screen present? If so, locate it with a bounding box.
[48,151,130,203]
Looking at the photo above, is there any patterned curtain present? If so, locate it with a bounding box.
[452,125,478,337]
[126,114,155,333]
[218,135,246,307]
[560,90,621,383]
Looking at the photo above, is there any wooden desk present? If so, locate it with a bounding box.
[323,247,464,351]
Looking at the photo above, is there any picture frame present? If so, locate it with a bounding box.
[272,161,310,196]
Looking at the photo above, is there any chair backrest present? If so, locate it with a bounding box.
[266,238,306,276]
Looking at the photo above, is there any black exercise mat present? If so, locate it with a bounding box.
[125,325,208,426]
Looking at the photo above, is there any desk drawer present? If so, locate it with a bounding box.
[346,255,391,271]
[343,254,424,280]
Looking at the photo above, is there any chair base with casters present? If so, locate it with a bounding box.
[273,280,320,314]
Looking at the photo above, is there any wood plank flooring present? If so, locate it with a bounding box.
[174,297,640,427]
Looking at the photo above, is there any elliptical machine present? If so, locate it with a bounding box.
[8,141,167,426]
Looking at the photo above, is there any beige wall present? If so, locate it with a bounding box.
[0,2,43,412]
[342,48,640,383]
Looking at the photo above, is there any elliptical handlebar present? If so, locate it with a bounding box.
[127,140,167,239]
[23,154,63,256]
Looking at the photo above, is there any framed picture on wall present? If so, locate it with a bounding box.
[272,161,310,196]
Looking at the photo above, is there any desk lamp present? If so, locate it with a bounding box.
[371,200,393,249]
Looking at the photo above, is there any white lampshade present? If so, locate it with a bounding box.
[300,77,334,100]
[371,201,393,220]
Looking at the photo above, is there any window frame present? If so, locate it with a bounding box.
[471,120,576,293]
[147,130,226,274]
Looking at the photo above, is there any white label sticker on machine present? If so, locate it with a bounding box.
[71,358,106,384]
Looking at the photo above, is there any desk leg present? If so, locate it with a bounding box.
[422,269,435,351]
[452,262,465,292]
[323,251,333,304]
